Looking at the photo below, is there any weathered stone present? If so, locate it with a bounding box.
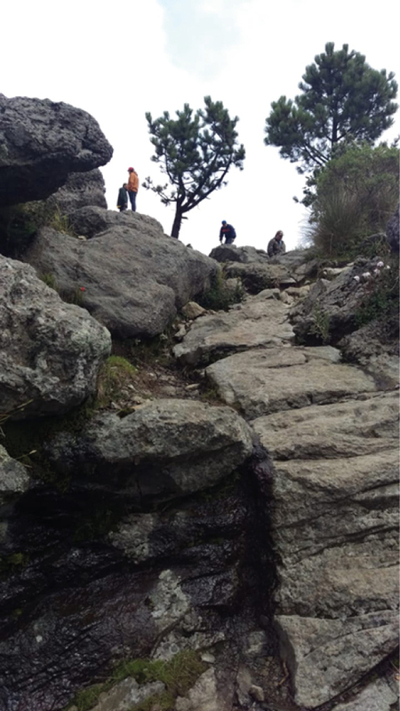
[174,295,293,366]
[209,244,269,264]
[89,678,165,711]
[224,261,296,294]
[45,169,107,215]
[206,346,377,419]
[276,613,398,708]
[0,95,113,206]
[175,668,219,711]
[0,256,111,418]
[181,302,206,320]
[0,445,30,505]
[47,399,254,501]
[290,257,395,344]
[333,676,398,711]
[66,205,166,239]
[338,318,399,383]
[252,391,399,461]
[23,224,219,338]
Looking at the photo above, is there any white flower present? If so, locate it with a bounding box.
[377,261,384,268]
[362,272,371,279]
[353,275,360,282]
[386,265,391,270]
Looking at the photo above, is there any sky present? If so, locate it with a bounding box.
[1,0,399,256]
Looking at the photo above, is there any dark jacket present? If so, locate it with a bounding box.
[267,236,286,257]
[117,187,128,209]
[219,224,236,243]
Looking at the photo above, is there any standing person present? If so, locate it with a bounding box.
[219,220,236,244]
[267,230,286,257]
[117,183,128,212]
[127,167,139,211]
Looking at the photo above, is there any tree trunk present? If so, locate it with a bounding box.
[171,208,183,239]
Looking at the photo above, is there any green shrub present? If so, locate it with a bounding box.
[95,356,137,409]
[0,202,76,257]
[306,142,399,258]
[66,650,207,711]
[355,257,399,327]
[197,270,244,311]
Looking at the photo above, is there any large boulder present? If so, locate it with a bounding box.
[0,255,111,418]
[45,169,107,214]
[47,399,254,504]
[66,205,167,239]
[224,261,297,294]
[174,291,294,366]
[22,222,220,338]
[0,95,113,206]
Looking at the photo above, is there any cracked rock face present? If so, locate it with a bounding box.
[0,95,113,206]
[0,255,111,418]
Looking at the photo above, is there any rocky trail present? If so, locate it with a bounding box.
[0,94,398,711]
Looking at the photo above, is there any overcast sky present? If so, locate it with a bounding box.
[2,0,399,255]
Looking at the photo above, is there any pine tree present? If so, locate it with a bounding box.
[144,97,245,239]
[265,43,398,173]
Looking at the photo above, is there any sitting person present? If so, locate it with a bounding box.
[267,230,286,257]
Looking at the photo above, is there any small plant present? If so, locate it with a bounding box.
[96,356,137,409]
[310,304,331,344]
[40,272,58,290]
[197,271,244,311]
[355,257,399,327]
[65,650,207,711]
[59,286,86,306]
[47,206,75,235]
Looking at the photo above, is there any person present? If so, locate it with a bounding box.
[219,220,236,244]
[127,167,139,211]
[267,230,286,257]
[117,183,128,212]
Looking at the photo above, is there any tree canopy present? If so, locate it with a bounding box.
[143,96,245,239]
[264,43,398,173]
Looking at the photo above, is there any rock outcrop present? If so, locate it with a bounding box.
[45,168,107,214]
[22,222,220,338]
[0,255,111,418]
[47,399,254,503]
[0,95,113,206]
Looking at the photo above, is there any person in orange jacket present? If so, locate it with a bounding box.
[127,167,139,211]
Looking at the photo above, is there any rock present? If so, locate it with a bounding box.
[224,261,296,294]
[181,302,206,320]
[290,257,394,344]
[338,317,399,383]
[0,95,113,206]
[66,205,167,239]
[333,676,398,711]
[174,295,294,366]
[206,346,377,419]
[0,445,30,505]
[0,256,111,418]
[386,204,399,253]
[253,388,399,708]
[175,668,219,711]
[22,224,219,338]
[45,169,107,214]
[252,391,399,461]
[47,399,254,502]
[209,245,269,264]
[276,613,398,708]
[88,678,165,711]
